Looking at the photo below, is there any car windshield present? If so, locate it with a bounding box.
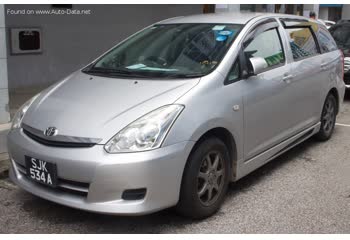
[84,23,242,79]
[329,25,350,53]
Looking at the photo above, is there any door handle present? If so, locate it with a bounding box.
[321,63,327,70]
[282,74,293,83]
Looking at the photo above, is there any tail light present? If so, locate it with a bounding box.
[340,50,344,81]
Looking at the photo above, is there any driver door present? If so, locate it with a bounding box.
[240,20,295,161]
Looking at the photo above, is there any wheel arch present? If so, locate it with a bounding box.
[329,87,340,114]
[188,127,238,181]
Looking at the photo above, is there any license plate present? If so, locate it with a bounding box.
[25,156,57,187]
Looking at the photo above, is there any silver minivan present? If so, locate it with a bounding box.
[8,13,345,219]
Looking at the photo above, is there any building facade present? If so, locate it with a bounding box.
[0,4,349,126]
[215,4,349,22]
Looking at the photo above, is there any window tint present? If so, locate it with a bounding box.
[244,28,285,68]
[227,60,240,82]
[318,27,338,53]
[285,27,319,60]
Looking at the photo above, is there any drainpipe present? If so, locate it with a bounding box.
[0,4,10,153]
[0,4,9,124]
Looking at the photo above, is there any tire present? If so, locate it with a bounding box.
[315,94,337,141]
[176,137,231,219]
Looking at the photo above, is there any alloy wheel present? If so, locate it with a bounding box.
[197,151,226,206]
[322,97,335,134]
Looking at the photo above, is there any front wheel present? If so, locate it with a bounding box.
[315,94,337,141]
[176,137,230,219]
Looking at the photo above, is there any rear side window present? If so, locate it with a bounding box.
[317,27,338,53]
[285,27,319,60]
[243,28,285,68]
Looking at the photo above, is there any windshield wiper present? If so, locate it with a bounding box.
[83,67,204,79]
[83,67,149,78]
[162,73,204,79]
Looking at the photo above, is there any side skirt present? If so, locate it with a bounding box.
[234,122,321,181]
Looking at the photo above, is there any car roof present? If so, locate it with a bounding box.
[158,12,312,25]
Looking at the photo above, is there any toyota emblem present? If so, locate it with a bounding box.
[44,127,58,137]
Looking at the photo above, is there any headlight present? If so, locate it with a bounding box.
[11,94,40,130]
[104,105,184,153]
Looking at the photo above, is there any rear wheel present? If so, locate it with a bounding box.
[176,137,230,219]
[315,94,337,141]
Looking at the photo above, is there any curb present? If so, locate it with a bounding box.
[0,122,11,154]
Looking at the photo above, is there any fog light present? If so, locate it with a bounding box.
[122,188,146,200]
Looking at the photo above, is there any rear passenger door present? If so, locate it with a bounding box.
[281,20,326,130]
[315,24,341,109]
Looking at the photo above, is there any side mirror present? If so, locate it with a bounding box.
[249,57,268,75]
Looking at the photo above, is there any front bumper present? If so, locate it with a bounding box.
[8,129,195,215]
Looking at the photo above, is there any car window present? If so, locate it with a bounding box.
[317,26,338,53]
[285,27,319,60]
[227,60,240,82]
[243,28,285,69]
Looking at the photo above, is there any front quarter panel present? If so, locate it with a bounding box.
[163,71,244,164]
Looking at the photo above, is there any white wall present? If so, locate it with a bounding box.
[215,4,240,13]
[303,4,320,18]
[319,7,329,20]
[0,4,10,124]
[342,4,350,19]
[5,4,202,90]
[215,4,275,13]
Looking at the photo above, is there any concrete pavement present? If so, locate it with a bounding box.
[0,123,10,154]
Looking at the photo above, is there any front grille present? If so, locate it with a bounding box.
[15,161,90,197]
[23,128,96,148]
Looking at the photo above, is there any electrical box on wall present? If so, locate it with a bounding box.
[10,28,42,54]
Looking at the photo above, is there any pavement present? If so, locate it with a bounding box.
[0,123,11,154]
[0,94,350,233]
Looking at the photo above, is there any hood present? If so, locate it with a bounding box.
[23,71,199,143]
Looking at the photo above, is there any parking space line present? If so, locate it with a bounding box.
[335,123,350,127]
